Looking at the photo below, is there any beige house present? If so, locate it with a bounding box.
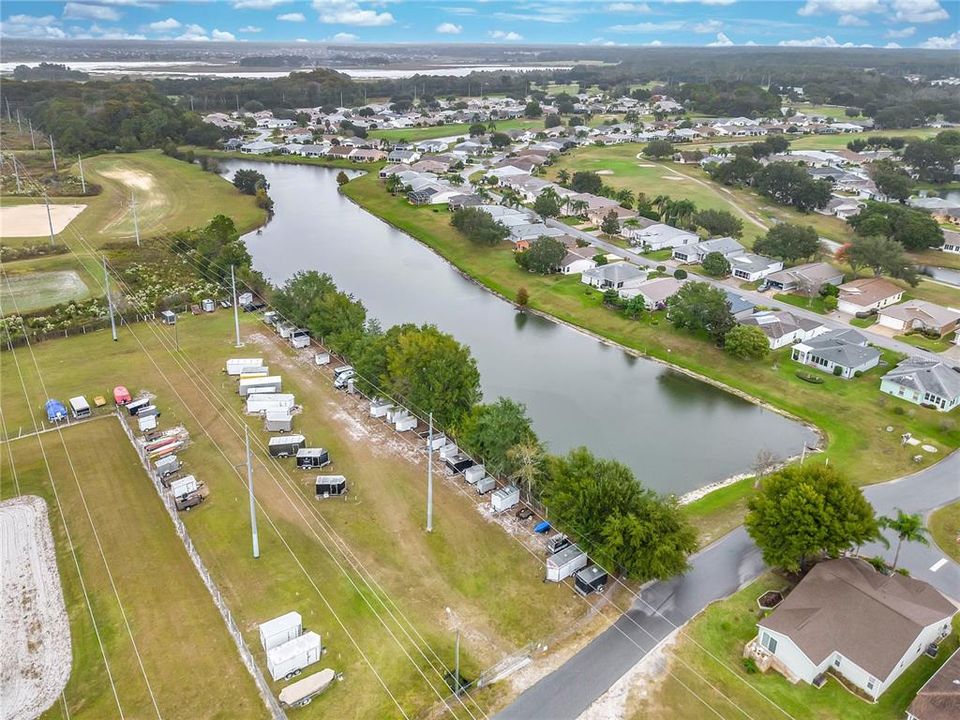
[837,277,904,316]
[878,300,960,338]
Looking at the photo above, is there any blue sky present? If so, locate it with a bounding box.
[1,1,958,49]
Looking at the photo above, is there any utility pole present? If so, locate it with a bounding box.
[77,155,86,194]
[12,157,22,193]
[454,628,461,697]
[426,412,434,533]
[15,108,22,134]
[28,119,36,150]
[4,98,10,122]
[190,95,195,112]
[49,135,57,172]
[246,426,260,559]
[104,257,117,342]
[131,192,141,247]
[231,265,242,348]
[44,194,56,246]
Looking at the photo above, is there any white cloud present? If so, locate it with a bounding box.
[278,12,306,21]
[238,25,262,33]
[610,21,684,32]
[233,0,290,8]
[884,41,901,48]
[331,31,358,41]
[83,23,146,40]
[744,39,757,45]
[837,13,868,25]
[488,30,523,41]
[919,31,959,49]
[7,13,59,26]
[606,2,651,10]
[798,0,883,16]
[891,0,949,23]
[444,6,476,15]
[646,39,663,45]
[177,23,210,41]
[147,18,181,32]
[312,0,394,26]
[660,0,736,5]
[885,26,915,38]
[63,3,122,21]
[436,22,462,34]
[707,31,734,46]
[692,19,723,33]
[212,29,236,41]
[1,14,67,39]
[295,37,308,42]
[779,34,843,46]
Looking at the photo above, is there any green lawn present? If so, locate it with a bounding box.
[896,332,956,353]
[790,103,859,120]
[787,128,942,151]
[0,311,583,719]
[0,421,266,720]
[929,502,960,564]
[0,268,92,313]
[631,573,960,720]
[773,293,831,315]
[682,478,757,547]
[341,171,960,547]
[369,118,543,143]
[850,315,878,328]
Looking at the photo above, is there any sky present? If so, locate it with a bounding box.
[1,0,958,49]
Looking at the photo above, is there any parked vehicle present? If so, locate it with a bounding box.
[45,399,68,423]
[276,322,295,339]
[154,454,181,480]
[269,434,306,458]
[516,507,533,521]
[126,398,151,416]
[463,465,485,485]
[533,520,551,534]
[263,311,278,326]
[333,367,355,390]
[546,533,570,555]
[444,453,474,474]
[226,358,264,376]
[314,352,330,366]
[68,396,91,419]
[138,414,158,433]
[264,411,293,433]
[475,476,496,495]
[491,485,520,513]
[315,475,347,498]
[267,631,323,682]
[546,544,588,583]
[296,448,330,470]
[259,611,302,652]
[246,393,296,415]
[201,298,215,313]
[175,491,204,511]
[238,376,282,397]
[290,329,311,349]
[113,386,132,405]
[278,668,338,708]
[574,565,609,596]
[160,310,176,325]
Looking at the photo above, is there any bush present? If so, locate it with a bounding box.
[833,365,844,376]
[674,269,688,280]
[742,658,759,674]
[823,295,838,311]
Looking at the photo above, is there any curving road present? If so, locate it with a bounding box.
[494,451,960,720]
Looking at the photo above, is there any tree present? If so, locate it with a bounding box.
[666,282,736,344]
[616,188,635,210]
[659,198,697,228]
[516,236,566,274]
[382,324,481,428]
[468,123,487,137]
[570,171,603,194]
[600,210,621,236]
[837,235,918,285]
[693,209,744,239]
[336,171,349,186]
[507,440,546,499]
[903,140,954,184]
[457,398,538,477]
[868,160,913,202]
[754,163,832,211]
[516,286,529,310]
[272,271,367,356]
[622,295,645,320]
[878,509,929,570]
[524,101,542,118]
[533,188,562,218]
[232,168,268,195]
[673,268,687,280]
[753,224,820,262]
[544,114,562,129]
[556,169,570,186]
[724,324,770,360]
[745,465,880,573]
[490,132,512,149]
[643,139,675,159]
[541,448,697,581]
[451,207,510,246]
[848,202,944,252]
[701,251,731,278]
[706,155,761,187]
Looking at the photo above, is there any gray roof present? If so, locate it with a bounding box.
[698,236,744,255]
[879,300,960,330]
[759,558,955,681]
[729,253,779,273]
[799,328,879,368]
[723,290,756,316]
[585,262,646,283]
[742,310,822,340]
[883,358,960,401]
[767,262,844,287]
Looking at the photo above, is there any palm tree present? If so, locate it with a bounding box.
[557,168,570,186]
[507,441,545,500]
[879,509,929,570]
[568,198,588,218]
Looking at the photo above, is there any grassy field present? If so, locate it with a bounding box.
[629,572,959,720]
[342,171,960,543]
[369,118,544,143]
[0,268,92,313]
[929,502,960,563]
[0,311,584,718]
[0,421,266,720]
[787,127,942,151]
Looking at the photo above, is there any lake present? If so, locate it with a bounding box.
[222,161,818,495]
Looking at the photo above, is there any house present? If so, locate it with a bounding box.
[906,647,960,720]
[750,558,955,701]
[240,140,280,154]
[223,137,244,151]
[559,246,598,276]
[941,229,960,254]
[878,300,960,338]
[510,223,566,243]
[723,290,757,320]
[908,196,960,224]
[764,262,845,297]
[628,223,698,251]
[880,358,960,412]
[837,278,904,316]
[741,311,827,349]
[379,163,411,178]
[447,194,483,211]
[388,149,420,164]
[580,262,647,291]
[819,196,865,220]
[791,328,880,378]
[588,204,636,227]
[672,237,744,264]
[349,148,387,162]
[624,277,685,309]
[416,139,447,153]
[729,253,784,282]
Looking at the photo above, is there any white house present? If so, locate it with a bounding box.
[837,278,904,316]
[628,223,698,251]
[622,277,685,309]
[729,253,784,282]
[672,237,744,264]
[877,300,960,338]
[559,246,598,276]
[791,328,880,378]
[880,358,960,412]
[942,229,960,254]
[740,311,827,349]
[750,558,956,701]
[580,262,647,292]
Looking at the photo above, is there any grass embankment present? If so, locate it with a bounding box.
[368,118,543,143]
[341,171,960,543]
[0,421,266,720]
[0,311,582,719]
[929,502,960,563]
[629,573,959,720]
[188,147,376,171]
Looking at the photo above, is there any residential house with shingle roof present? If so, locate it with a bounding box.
[837,277,904,316]
[752,558,956,700]
[880,358,960,412]
[764,262,845,297]
[906,648,960,720]
[791,328,880,378]
[672,237,745,264]
[741,311,827,349]
[878,300,960,338]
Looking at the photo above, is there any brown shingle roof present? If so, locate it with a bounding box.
[907,648,960,720]
[838,277,903,307]
[759,559,956,680]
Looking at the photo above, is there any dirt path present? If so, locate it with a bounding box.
[99,167,165,232]
[0,495,71,720]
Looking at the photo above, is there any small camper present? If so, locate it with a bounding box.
[169,475,198,498]
[574,565,609,596]
[369,398,393,418]
[290,329,311,349]
[445,453,474,474]
[546,544,588,583]
[314,352,330,366]
[491,485,520,513]
[395,415,417,432]
[154,454,181,479]
[175,492,204,511]
[201,298,215,313]
[475,476,496,495]
[315,475,347,498]
[296,448,330,470]
[160,310,176,325]
[259,611,302,652]
[226,358,264,376]
[463,465,485,485]
[68,396,91,419]
[45,399,68,423]
[269,434,306,458]
[267,632,323,682]
[264,411,293,433]
[113,386,132,405]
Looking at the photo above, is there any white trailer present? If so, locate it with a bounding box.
[267,631,322,682]
[138,414,158,433]
[259,611,302,652]
[69,396,91,419]
[269,434,306,458]
[239,367,270,380]
[279,668,337,708]
[239,376,282,397]
[475,476,496,495]
[276,322,295,339]
[424,432,447,451]
[170,475,198,499]
[263,311,278,325]
[265,411,293,433]
[546,544,588,583]
[395,415,417,432]
[201,298,215,313]
[291,335,311,350]
[226,358,264,376]
[238,292,253,306]
[491,485,520,513]
[246,393,296,415]
[369,398,393,418]
[439,443,459,461]
[314,352,330,366]
[154,454,180,478]
[463,465,485,485]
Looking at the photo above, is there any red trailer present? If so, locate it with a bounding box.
[113,386,132,405]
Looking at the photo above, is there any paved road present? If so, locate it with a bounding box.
[495,452,960,720]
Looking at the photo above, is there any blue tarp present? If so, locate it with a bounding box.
[45,399,67,422]
[533,521,551,534]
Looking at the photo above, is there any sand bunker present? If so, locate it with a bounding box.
[636,163,657,168]
[99,167,155,193]
[595,170,614,175]
[661,175,688,181]
[0,496,71,720]
[0,204,86,238]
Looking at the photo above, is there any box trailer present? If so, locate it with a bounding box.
[315,475,347,498]
[69,396,91,419]
[463,465,485,485]
[175,491,204,511]
[259,611,302,652]
[265,411,293,433]
[279,668,337,708]
[160,310,176,325]
[45,399,68,423]
[546,544,588,583]
[239,376,282,397]
[333,369,355,390]
[369,398,393,418]
[424,432,447,451]
[491,485,520,513]
[154,454,181,479]
[126,398,151,416]
[246,393,296,415]
[226,358,264,376]
[263,311,278,326]
[238,292,253,306]
[395,415,417,432]
[439,443,459,461]
[113,386,132,405]
[201,298,216,313]
[170,475,198,499]
[296,448,330,470]
[291,335,311,350]
[239,367,270,380]
[445,453,474,474]
[246,386,277,397]
[475,476,496,495]
[138,405,160,419]
[267,631,323,682]
[574,565,609,596]
[314,352,330,366]
[138,414,158,433]
[269,435,306,458]
[276,322,295,339]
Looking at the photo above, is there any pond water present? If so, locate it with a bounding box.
[223,160,818,495]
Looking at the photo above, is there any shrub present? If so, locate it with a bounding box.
[742,658,759,674]
[833,366,843,376]
[823,295,838,311]
[674,269,688,280]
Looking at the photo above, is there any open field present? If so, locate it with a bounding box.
[0,269,92,313]
[369,118,544,143]
[790,103,857,120]
[629,572,960,720]
[342,171,960,542]
[0,420,266,720]
[786,127,942,150]
[0,203,86,238]
[0,310,584,718]
[930,502,960,564]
